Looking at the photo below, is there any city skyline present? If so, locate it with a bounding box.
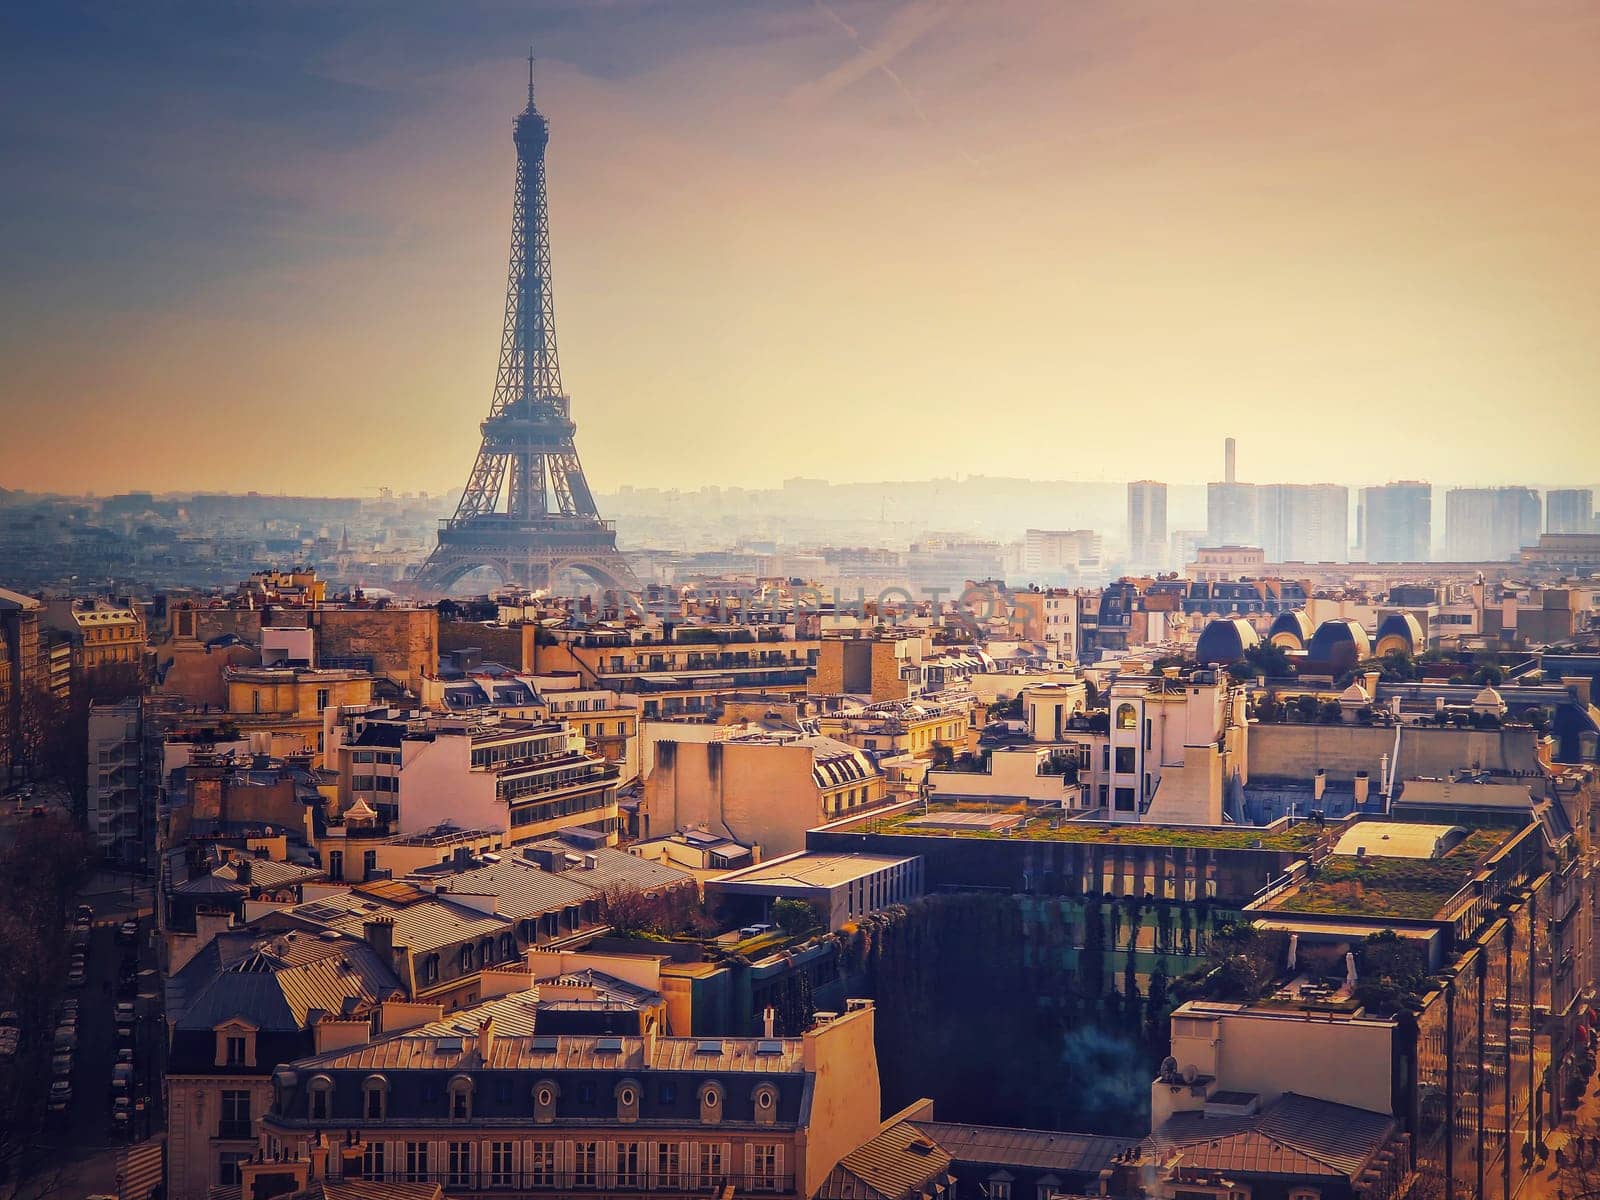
[4,1,1600,495]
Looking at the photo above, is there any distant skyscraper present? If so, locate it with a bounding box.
[1445,487,1542,560]
[1546,488,1596,534]
[1256,484,1349,562]
[1127,480,1168,567]
[1357,481,1431,562]
[1206,438,1257,546]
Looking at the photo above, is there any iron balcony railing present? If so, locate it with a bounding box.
[331,1167,795,1194]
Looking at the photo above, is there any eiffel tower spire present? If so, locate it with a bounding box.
[415,58,638,596]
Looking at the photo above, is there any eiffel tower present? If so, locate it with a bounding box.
[415,54,639,595]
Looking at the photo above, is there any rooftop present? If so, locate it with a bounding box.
[713,851,920,890]
[868,804,1327,851]
[1258,826,1509,920]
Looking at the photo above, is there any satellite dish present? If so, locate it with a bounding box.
[1182,1064,1199,1084]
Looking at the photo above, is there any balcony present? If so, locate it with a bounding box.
[323,1166,795,1194]
[215,1119,254,1140]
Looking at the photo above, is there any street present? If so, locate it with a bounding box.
[5,872,161,1200]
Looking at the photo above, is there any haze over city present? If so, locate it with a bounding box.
[5,0,1600,495]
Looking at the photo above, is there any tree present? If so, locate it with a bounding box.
[772,898,823,936]
[1474,664,1505,686]
[1242,641,1292,679]
[1294,694,1320,722]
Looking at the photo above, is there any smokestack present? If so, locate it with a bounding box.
[1354,772,1370,806]
[1225,437,1237,485]
[763,1006,776,1039]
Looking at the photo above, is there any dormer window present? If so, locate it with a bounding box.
[307,1075,333,1121]
[459,945,473,972]
[698,1081,724,1125]
[534,1079,559,1124]
[448,1074,474,1120]
[214,1021,258,1070]
[362,1075,388,1120]
[615,1078,641,1124]
[752,1082,779,1125]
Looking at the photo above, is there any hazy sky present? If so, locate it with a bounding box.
[3,1,1599,497]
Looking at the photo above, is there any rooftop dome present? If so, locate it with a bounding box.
[1305,618,1371,673]
[1195,617,1260,666]
[1374,612,1424,657]
[1267,610,1314,649]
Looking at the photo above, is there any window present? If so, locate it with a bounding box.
[405,1141,430,1183]
[316,687,330,711]
[448,1142,473,1188]
[657,1141,682,1188]
[218,1151,251,1186]
[699,1142,724,1189]
[617,1080,640,1122]
[987,1176,1013,1200]
[459,945,473,972]
[422,954,440,984]
[308,1078,331,1120]
[752,1144,779,1192]
[225,1035,247,1065]
[1116,703,1137,730]
[328,850,344,882]
[534,1081,558,1123]
[219,1089,251,1138]
[616,1142,641,1188]
[659,1081,678,1104]
[753,1083,779,1125]
[698,1082,723,1124]
[361,1140,385,1180]
[574,1140,599,1188]
[449,1076,473,1119]
[363,1076,387,1120]
[489,1141,515,1188]
[1115,746,1136,774]
[529,1141,556,1187]
[1114,787,1136,811]
[363,849,377,878]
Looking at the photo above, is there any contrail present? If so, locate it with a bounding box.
[811,0,937,126]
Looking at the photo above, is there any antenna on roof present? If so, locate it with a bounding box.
[526,44,537,109]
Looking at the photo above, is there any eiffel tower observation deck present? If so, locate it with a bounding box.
[415,55,639,596]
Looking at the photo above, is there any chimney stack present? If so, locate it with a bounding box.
[363,917,395,964]
[234,854,252,887]
[1313,769,1326,802]
[1354,771,1370,806]
[763,1006,776,1039]
[478,1015,495,1061]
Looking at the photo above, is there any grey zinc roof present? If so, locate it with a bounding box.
[524,841,696,894]
[1144,1093,1396,1180]
[213,858,324,888]
[175,934,400,1032]
[911,1121,1137,1176]
[287,890,512,953]
[292,1029,807,1075]
[423,857,597,919]
[825,1120,952,1200]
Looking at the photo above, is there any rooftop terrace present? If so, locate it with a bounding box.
[1257,826,1509,920]
[866,804,1328,851]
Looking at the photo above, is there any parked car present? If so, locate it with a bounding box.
[0,1028,19,1062]
[0,1010,20,1028]
[66,966,86,988]
[51,1052,73,1077]
[115,1047,134,1066]
[52,1027,77,1051]
[74,904,94,922]
[112,1064,134,1093]
[30,805,46,819]
[112,1096,131,1129]
[116,919,139,943]
[47,1080,71,1112]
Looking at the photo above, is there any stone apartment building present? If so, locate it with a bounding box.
[254,999,881,1198]
[642,732,887,857]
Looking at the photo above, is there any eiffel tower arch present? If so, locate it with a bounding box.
[415,55,639,597]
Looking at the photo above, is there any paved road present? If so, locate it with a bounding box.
[8,880,161,1200]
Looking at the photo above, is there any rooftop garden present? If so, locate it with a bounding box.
[1261,827,1505,920]
[873,804,1327,851]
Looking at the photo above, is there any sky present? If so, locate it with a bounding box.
[2,0,1599,498]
